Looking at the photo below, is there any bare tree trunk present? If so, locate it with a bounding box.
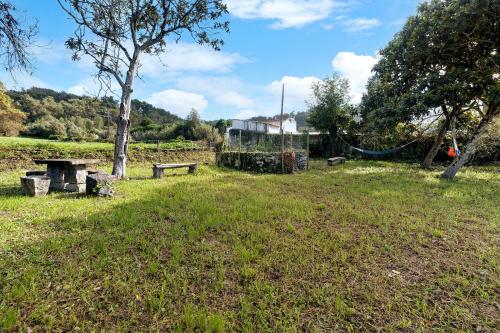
[421,106,457,169]
[442,108,497,179]
[329,127,338,157]
[112,54,139,179]
[112,93,132,178]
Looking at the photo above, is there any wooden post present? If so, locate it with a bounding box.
[290,132,293,149]
[306,132,310,171]
[238,129,242,167]
[156,140,160,152]
[239,130,242,152]
[280,83,285,174]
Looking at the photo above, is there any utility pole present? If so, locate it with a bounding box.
[280,83,285,174]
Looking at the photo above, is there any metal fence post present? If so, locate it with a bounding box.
[238,129,242,167]
[306,132,310,171]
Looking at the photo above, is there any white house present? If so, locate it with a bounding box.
[228,118,298,134]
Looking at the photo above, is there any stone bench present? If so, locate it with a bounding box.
[327,157,346,166]
[20,175,51,197]
[152,163,198,178]
[86,172,116,197]
[26,170,47,176]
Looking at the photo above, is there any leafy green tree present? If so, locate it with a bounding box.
[25,115,67,139]
[58,0,230,179]
[307,74,354,156]
[213,119,231,135]
[131,100,179,125]
[0,82,25,135]
[362,0,499,170]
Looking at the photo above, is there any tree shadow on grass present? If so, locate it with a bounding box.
[0,185,24,197]
[0,165,498,331]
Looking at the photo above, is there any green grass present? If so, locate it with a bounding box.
[0,161,498,331]
[0,136,200,152]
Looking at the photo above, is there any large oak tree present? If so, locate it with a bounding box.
[361,0,499,173]
[58,0,229,178]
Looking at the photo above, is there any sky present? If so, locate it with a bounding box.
[4,0,420,120]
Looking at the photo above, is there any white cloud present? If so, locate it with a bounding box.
[30,40,70,65]
[140,43,249,77]
[342,18,381,32]
[332,51,377,103]
[147,89,208,118]
[175,76,244,93]
[175,75,254,109]
[267,76,320,112]
[216,91,254,108]
[67,84,89,95]
[235,109,259,119]
[226,0,346,29]
[66,77,122,97]
[0,71,51,90]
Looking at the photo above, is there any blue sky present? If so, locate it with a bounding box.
[5,0,419,120]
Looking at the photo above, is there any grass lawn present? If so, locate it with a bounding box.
[0,161,498,331]
[0,136,200,152]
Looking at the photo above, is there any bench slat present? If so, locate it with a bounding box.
[154,163,197,169]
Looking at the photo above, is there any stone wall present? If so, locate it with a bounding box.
[216,151,308,173]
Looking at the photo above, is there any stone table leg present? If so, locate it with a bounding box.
[47,164,65,190]
[64,165,88,193]
[188,165,198,174]
[153,166,164,179]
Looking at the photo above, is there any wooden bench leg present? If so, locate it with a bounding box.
[188,165,197,174]
[153,167,164,179]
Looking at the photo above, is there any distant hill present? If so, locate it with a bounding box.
[7,87,180,141]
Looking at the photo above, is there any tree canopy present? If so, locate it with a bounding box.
[360,0,499,172]
[59,0,230,178]
[0,82,25,136]
[307,74,355,155]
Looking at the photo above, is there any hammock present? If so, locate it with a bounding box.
[337,116,441,157]
[450,119,461,156]
[349,139,419,156]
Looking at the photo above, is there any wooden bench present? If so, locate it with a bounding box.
[327,157,346,166]
[152,163,198,178]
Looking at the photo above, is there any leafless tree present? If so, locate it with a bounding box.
[58,0,229,178]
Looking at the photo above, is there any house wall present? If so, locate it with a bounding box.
[282,119,297,134]
[230,120,268,133]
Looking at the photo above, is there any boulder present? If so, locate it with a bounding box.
[86,173,116,196]
[97,187,115,198]
[327,157,346,166]
[20,176,51,197]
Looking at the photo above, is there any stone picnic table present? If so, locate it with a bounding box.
[34,159,100,193]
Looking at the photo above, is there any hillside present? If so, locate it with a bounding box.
[7,87,181,141]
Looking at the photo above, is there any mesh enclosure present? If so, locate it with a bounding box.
[225,129,309,152]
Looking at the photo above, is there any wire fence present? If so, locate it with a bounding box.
[224,129,310,152]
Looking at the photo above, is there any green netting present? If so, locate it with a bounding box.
[224,129,309,152]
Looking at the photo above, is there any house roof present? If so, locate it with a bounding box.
[231,119,280,129]
[261,120,281,127]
